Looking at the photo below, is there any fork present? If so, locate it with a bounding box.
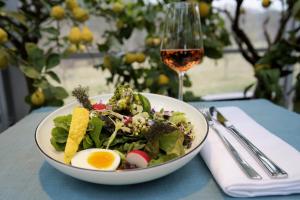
[200,108,262,180]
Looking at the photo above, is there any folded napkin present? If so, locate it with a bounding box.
[200,106,300,197]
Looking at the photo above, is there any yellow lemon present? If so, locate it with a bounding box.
[31,89,45,106]
[103,55,112,70]
[116,20,124,29]
[72,7,89,22]
[112,2,125,14]
[66,0,79,11]
[158,74,170,85]
[68,27,81,44]
[51,6,65,20]
[152,38,161,46]
[124,53,136,64]
[79,44,86,52]
[81,26,93,43]
[145,38,153,46]
[199,2,210,18]
[66,44,77,54]
[262,0,271,8]
[0,28,8,44]
[135,53,146,63]
[0,50,9,70]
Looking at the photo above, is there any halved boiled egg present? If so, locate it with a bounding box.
[71,148,121,171]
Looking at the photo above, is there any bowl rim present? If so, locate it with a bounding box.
[35,93,209,173]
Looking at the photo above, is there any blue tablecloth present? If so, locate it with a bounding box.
[0,99,300,200]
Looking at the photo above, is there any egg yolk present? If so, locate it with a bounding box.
[87,151,115,169]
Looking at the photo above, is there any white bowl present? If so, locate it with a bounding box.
[35,93,208,185]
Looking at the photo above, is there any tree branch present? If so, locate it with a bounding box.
[263,17,271,48]
[230,0,260,64]
[273,1,295,43]
[215,8,234,23]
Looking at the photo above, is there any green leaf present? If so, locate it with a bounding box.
[204,38,223,59]
[51,127,68,143]
[42,27,59,36]
[46,71,61,83]
[97,43,109,52]
[144,122,177,158]
[204,46,223,59]
[4,11,26,26]
[83,135,94,149]
[138,93,151,113]
[169,112,187,125]
[46,99,64,106]
[149,153,177,166]
[53,115,72,131]
[46,54,60,69]
[116,141,146,153]
[51,86,69,99]
[20,65,40,79]
[89,117,104,148]
[159,130,185,156]
[50,137,65,151]
[25,43,45,70]
[33,78,50,89]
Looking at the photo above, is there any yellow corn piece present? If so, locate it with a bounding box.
[64,107,89,164]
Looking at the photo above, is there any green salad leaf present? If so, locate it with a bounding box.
[149,153,178,166]
[89,117,104,148]
[159,130,185,157]
[51,127,68,143]
[169,112,187,125]
[116,141,146,153]
[50,116,71,151]
[53,115,72,130]
[138,93,151,113]
[82,135,93,149]
[50,137,66,151]
[144,121,185,160]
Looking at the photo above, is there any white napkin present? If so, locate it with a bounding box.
[200,106,300,197]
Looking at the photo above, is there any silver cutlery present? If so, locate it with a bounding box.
[200,108,262,180]
[209,106,288,179]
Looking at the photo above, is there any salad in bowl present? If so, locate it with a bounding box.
[35,84,208,184]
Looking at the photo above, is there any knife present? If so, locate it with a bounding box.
[209,107,288,179]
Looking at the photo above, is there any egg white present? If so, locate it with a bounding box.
[71,148,121,171]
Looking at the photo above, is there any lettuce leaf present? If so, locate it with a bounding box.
[144,121,184,158]
[51,127,68,143]
[89,117,104,148]
[53,115,72,131]
[50,137,65,151]
[138,93,151,113]
[82,135,94,149]
[159,130,185,156]
[149,153,178,166]
[116,141,146,153]
[169,112,187,125]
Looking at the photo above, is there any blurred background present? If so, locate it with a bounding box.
[1,0,300,132]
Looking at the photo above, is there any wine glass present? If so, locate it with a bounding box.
[160,2,204,100]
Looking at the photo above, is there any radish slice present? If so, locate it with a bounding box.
[126,150,150,168]
[92,103,106,110]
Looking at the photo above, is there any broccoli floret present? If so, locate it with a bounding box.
[108,84,151,115]
[108,84,134,112]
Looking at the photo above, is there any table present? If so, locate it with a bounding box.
[1,99,300,200]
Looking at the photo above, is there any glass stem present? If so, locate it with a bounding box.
[178,71,185,101]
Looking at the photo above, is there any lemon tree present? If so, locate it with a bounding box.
[0,0,95,108]
[84,0,230,100]
[0,0,71,108]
